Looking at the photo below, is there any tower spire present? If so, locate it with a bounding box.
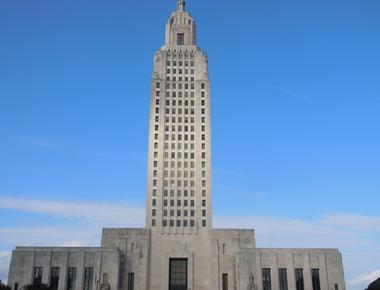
[177,0,186,12]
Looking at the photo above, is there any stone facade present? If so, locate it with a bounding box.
[8,1,346,290]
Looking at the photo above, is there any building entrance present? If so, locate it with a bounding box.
[169,259,188,290]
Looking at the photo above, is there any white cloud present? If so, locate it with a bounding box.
[321,213,380,231]
[1,195,380,290]
[0,250,11,283]
[351,269,380,287]
[0,227,100,247]
[17,136,51,148]
[0,196,145,227]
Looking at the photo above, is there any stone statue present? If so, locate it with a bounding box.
[100,273,110,290]
[247,273,258,290]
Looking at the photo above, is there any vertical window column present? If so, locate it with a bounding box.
[50,267,60,290]
[127,273,134,290]
[222,273,228,290]
[295,269,304,290]
[311,269,321,290]
[262,268,271,290]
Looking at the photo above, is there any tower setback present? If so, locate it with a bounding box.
[8,2,346,290]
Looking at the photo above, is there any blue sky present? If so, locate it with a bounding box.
[0,0,379,289]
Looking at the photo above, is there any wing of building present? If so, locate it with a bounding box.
[8,1,346,290]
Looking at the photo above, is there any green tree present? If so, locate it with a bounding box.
[0,280,11,290]
[22,284,51,290]
[366,277,380,290]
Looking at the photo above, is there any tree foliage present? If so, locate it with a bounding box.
[366,278,380,290]
[0,281,11,290]
[22,284,51,290]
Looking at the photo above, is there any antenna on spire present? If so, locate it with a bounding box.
[177,0,186,12]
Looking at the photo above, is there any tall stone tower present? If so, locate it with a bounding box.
[146,0,212,234]
[7,2,346,290]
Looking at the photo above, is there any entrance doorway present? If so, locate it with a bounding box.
[169,258,188,290]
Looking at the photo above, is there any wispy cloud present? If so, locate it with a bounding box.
[17,136,51,148]
[0,251,11,283]
[0,196,145,227]
[1,195,379,290]
[274,87,313,103]
[351,269,380,287]
[0,227,100,248]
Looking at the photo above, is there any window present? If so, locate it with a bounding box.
[33,267,43,285]
[279,269,288,290]
[222,273,228,290]
[128,273,134,290]
[83,268,93,290]
[262,268,271,290]
[177,33,185,45]
[169,259,187,290]
[311,269,321,290]
[50,268,60,290]
[66,268,76,290]
[202,220,206,227]
[295,269,304,290]
[334,284,339,290]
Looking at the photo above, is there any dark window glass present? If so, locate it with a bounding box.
[222,273,228,290]
[50,267,60,290]
[177,34,185,45]
[335,284,339,290]
[262,268,271,290]
[127,273,134,290]
[279,268,288,290]
[83,268,93,290]
[14,283,19,290]
[169,259,187,290]
[295,269,304,290]
[312,269,321,290]
[66,268,76,290]
[33,267,43,285]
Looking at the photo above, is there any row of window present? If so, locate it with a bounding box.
[159,125,206,133]
[156,170,205,178]
[155,151,207,159]
[155,179,206,187]
[153,208,207,218]
[160,89,207,98]
[152,199,206,208]
[156,81,206,90]
[160,142,204,150]
[160,219,207,227]
[222,268,334,290]
[157,89,207,99]
[165,60,194,67]
[166,68,195,75]
[152,189,207,198]
[156,108,207,115]
[156,133,206,141]
[32,267,93,290]
[262,268,321,290]
[153,161,206,169]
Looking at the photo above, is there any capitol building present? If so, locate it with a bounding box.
[8,1,345,290]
